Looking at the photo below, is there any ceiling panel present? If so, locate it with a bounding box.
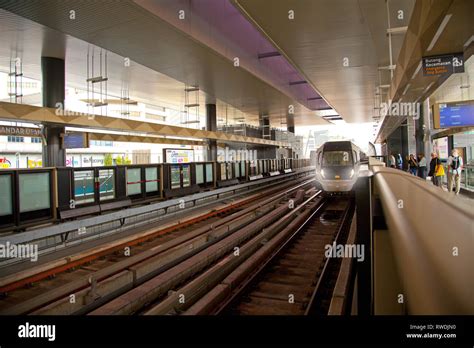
[234,0,415,125]
[0,0,328,127]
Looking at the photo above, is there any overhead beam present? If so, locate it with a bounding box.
[289,80,307,86]
[88,132,204,146]
[386,26,408,35]
[257,51,281,59]
[0,102,288,147]
[184,87,199,92]
[315,107,333,111]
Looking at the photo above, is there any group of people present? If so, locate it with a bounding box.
[389,153,427,179]
[407,153,428,178]
[389,150,464,194]
[428,149,464,194]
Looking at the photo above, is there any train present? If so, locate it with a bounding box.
[314,141,364,192]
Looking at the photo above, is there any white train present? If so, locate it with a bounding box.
[314,141,363,192]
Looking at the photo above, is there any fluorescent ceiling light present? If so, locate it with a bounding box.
[427,14,452,51]
[423,81,435,93]
[411,62,422,80]
[464,35,474,48]
[402,84,411,96]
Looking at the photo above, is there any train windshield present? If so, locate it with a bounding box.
[322,151,353,166]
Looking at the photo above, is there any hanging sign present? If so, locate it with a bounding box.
[422,53,464,76]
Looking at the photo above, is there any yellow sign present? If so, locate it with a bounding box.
[28,159,42,168]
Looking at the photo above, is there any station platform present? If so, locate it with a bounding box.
[0,0,473,345]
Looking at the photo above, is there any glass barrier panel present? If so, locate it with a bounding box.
[171,165,181,189]
[220,163,227,180]
[227,163,233,179]
[240,161,245,176]
[145,167,159,192]
[127,168,141,196]
[19,172,50,212]
[0,174,13,216]
[205,163,213,183]
[196,164,204,184]
[182,165,191,187]
[234,162,240,177]
[74,170,95,204]
[465,166,474,190]
[99,169,115,201]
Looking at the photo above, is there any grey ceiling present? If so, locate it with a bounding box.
[0,0,329,127]
[233,0,415,125]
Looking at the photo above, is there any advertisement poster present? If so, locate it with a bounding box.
[165,149,194,163]
[433,137,449,159]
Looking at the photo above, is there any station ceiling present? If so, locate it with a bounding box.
[0,1,328,128]
[375,0,474,143]
[0,0,420,132]
[233,0,415,124]
[8,0,470,145]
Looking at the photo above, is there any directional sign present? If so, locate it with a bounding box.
[422,53,464,76]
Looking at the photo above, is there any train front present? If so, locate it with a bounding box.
[315,148,358,192]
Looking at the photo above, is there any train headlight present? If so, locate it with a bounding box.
[321,169,326,178]
[349,169,355,178]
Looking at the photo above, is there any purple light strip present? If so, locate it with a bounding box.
[134,0,329,111]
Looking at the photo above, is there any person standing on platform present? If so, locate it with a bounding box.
[397,154,403,170]
[428,152,443,188]
[417,153,427,179]
[408,154,418,176]
[389,153,396,168]
[447,149,463,195]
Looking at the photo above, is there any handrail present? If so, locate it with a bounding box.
[372,166,473,314]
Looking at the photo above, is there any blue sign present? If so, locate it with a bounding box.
[439,102,474,128]
[63,133,88,149]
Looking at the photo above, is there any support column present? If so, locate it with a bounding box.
[422,98,432,157]
[407,117,417,155]
[206,103,217,162]
[41,57,66,167]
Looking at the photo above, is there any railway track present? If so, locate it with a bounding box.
[216,198,354,315]
[90,188,315,315]
[0,178,316,315]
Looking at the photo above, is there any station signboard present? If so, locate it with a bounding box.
[422,53,464,76]
[433,100,474,128]
[0,126,41,137]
